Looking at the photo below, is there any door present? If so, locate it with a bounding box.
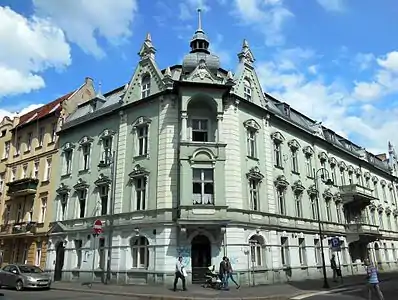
[54,241,65,281]
[191,235,211,283]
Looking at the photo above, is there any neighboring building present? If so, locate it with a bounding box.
[0,78,95,269]
[46,13,398,286]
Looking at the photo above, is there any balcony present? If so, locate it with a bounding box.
[339,184,377,208]
[6,178,39,197]
[11,222,37,235]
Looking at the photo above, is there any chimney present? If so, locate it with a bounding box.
[85,77,93,85]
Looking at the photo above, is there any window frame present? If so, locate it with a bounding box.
[192,168,214,205]
[131,236,149,269]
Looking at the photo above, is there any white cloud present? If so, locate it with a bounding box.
[0,6,71,98]
[209,34,232,67]
[232,0,293,46]
[317,0,346,12]
[0,103,44,121]
[377,51,398,72]
[354,53,375,71]
[32,0,138,58]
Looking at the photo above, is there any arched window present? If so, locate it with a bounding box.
[243,78,252,101]
[141,74,151,99]
[249,235,265,267]
[130,236,149,269]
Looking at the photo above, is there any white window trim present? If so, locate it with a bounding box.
[189,117,211,143]
[131,176,148,211]
[35,242,42,267]
[274,142,283,168]
[58,193,68,221]
[33,160,39,179]
[40,197,47,223]
[141,75,151,99]
[249,236,265,267]
[63,149,73,175]
[80,143,91,171]
[38,127,45,147]
[131,236,149,269]
[243,78,252,101]
[298,238,307,266]
[132,119,151,158]
[76,189,87,218]
[44,157,52,181]
[192,166,215,205]
[99,185,110,215]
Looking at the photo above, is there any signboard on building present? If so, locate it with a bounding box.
[330,237,341,252]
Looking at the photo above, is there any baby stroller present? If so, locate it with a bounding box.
[203,265,222,289]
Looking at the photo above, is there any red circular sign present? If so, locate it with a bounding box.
[93,219,103,234]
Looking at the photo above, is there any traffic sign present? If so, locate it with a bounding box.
[93,219,103,235]
[330,237,341,252]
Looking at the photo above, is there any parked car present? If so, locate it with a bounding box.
[0,264,51,291]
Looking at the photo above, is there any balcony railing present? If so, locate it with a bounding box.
[6,178,39,197]
[339,184,377,207]
[345,222,380,237]
[11,222,37,234]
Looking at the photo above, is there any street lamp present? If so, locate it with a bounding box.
[313,167,334,289]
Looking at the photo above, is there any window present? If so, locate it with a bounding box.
[64,150,72,175]
[35,242,42,267]
[192,168,214,205]
[192,119,208,142]
[16,203,22,222]
[75,240,83,268]
[134,177,147,210]
[4,205,10,224]
[249,179,259,211]
[33,160,39,179]
[249,236,264,267]
[11,167,16,182]
[51,122,57,143]
[348,172,354,184]
[305,156,313,177]
[336,203,343,223]
[44,157,52,181]
[384,243,389,262]
[15,136,21,155]
[281,237,289,267]
[141,75,151,98]
[38,127,44,146]
[378,212,384,229]
[77,189,86,218]
[39,197,47,223]
[387,214,392,231]
[3,141,10,159]
[331,166,337,186]
[131,236,149,269]
[366,178,371,189]
[340,169,346,185]
[277,189,286,215]
[137,125,149,156]
[101,136,112,165]
[291,149,299,173]
[382,187,387,202]
[27,132,32,151]
[274,142,282,168]
[98,238,105,269]
[314,239,321,265]
[295,194,302,218]
[59,194,68,221]
[298,238,306,266]
[243,78,252,101]
[310,195,318,219]
[370,209,376,225]
[374,182,379,198]
[247,128,256,158]
[100,185,109,215]
[0,173,3,191]
[22,164,27,179]
[81,144,90,170]
[326,200,332,222]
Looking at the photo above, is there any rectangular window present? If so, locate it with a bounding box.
[249,238,263,267]
[274,142,282,167]
[281,237,289,267]
[295,194,302,218]
[387,214,392,231]
[326,200,332,222]
[382,187,387,202]
[4,205,10,224]
[38,127,44,146]
[16,203,22,222]
[371,209,376,225]
[35,242,42,267]
[40,197,47,223]
[98,238,105,269]
[192,168,214,205]
[78,189,86,218]
[82,144,90,170]
[27,132,32,151]
[314,239,321,265]
[33,160,39,179]
[247,129,256,158]
[374,182,379,198]
[22,164,27,179]
[310,195,318,219]
[44,157,52,181]
[392,243,397,262]
[336,203,342,223]
[348,173,353,184]
[11,167,16,182]
[384,243,389,262]
[305,156,313,177]
[298,238,306,266]
[75,240,83,268]
[292,150,299,173]
[366,178,371,189]
[249,179,259,211]
[135,177,147,211]
[278,189,286,215]
[137,126,149,156]
[340,169,346,185]
[3,141,10,159]
[331,166,337,186]
[379,212,384,229]
[101,137,113,165]
[51,122,57,143]
[15,136,21,155]
[64,150,72,174]
[192,119,208,142]
[60,194,68,221]
[100,185,109,215]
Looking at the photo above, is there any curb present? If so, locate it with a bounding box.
[51,286,291,300]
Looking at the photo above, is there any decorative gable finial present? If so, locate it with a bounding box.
[163,66,173,90]
[138,32,156,60]
[226,70,235,86]
[238,39,255,64]
[95,81,106,101]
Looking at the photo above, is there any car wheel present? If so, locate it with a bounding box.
[15,280,23,291]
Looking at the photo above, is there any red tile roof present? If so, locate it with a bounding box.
[16,92,74,129]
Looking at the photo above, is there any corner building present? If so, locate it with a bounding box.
[47,16,398,285]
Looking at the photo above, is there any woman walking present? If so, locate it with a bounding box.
[226,257,240,289]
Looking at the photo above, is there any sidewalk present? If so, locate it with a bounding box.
[51,272,398,300]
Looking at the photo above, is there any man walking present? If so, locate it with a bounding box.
[330,254,338,282]
[173,256,187,292]
[219,256,228,290]
[364,258,384,300]
[225,257,240,289]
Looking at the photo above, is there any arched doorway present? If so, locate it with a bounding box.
[191,234,211,283]
[54,241,65,281]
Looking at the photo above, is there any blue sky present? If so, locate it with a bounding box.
[1,0,398,154]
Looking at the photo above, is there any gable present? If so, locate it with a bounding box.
[183,60,223,84]
[47,222,67,235]
[124,58,165,103]
[231,64,266,107]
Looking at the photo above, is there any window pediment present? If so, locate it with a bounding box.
[372,176,379,183]
[307,184,318,197]
[74,178,89,190]
[364,172,371,179]
[347,165,355,174]
[302,146,314,157]
[318,151,328,162]
[132,116,151,128]
[377,204,384,212]
[62,142,75,152]
[79,136,93,146]
[323,188,333,200]
[329,157,337,166]
[247,166,264,181]
[355,168,362,176]
[380,179,387,187]
[288,139,301,150]
[270,131,285,143]
[243,119,261,131]
[292,180,305,194]
[100,129,116,139]
[333,192,342,203]
[94,173,112,186]
[338,161,347,170]
[190,148,216,164]
[274,175,289,189]
[129,164,149,178]
[56,183,70,195]
[369,203,377,211]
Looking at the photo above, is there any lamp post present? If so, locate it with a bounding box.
[313,167,334,289]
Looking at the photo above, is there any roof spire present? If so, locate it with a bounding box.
[189,8,210,54]
[197,8,202,32]
[95,81,105,100]
[138,32,156,60]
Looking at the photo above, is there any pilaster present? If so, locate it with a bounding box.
[263,114,276,213]
[114,111,128,214]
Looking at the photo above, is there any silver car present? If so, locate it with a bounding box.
[0,264,51,291]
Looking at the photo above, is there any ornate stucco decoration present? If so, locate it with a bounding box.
[246,166,264,181]
[56,183,70,195]
[243,119,261,131]
[94,173,112,186]
[369,202,377,211]
[380,179,387,187]
[309,121,324,138]
[329,157,337,167]
[355,168,362,177]
[347,165,354,174]
[74,178,89,190]
[274,175,289,189]
[333,192,342,203]
[132,116,152,128]
[162,67,174,90]
[302,146,314,157]
[129,164,150,179]
[393,209,398,217]
[377,204,384,212]
[338,161,347,170]
[62,142,75,151]
[372,176,379,183]
[318,151,328,162]
[79,136,94,146]
[270,131,285,143]
[388,182,393,190]
[288,139,301,150]
[364,172,371,180]
[385,207,392,214]
[99,129,116,139]
[307,185,318,197]
[292,180,305,194]
[323,188,333,200]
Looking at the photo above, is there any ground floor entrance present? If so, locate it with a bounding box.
[191,234,211,283]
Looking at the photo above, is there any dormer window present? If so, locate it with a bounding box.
[243,78,252,101]
[90,101,97,112]
[141,74,151,99]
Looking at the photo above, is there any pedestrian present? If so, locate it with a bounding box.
[173,256,187,292]
[225,257,240,289]
[330,254,338,282]
[364,258,384,300]
[219,256,228,290]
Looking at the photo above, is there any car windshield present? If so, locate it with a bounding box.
[18,266,43,273]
